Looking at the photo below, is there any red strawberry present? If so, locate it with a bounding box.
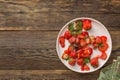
[77,58,84,66]
[82,31,89,39]
[77,34,84,39]
[81,65,90,71]
[77,49,84,54]
[93,42,99,49]
[70,51,77,59]
[68,58,76,66]
[100,52,107,60]
[77,53,81,59]
[68,45,74,53]
[100,36,107,42]
[83,19,92,30]
[62,53,69,60]
[80,39,87,47]
[64,49,70,55]
[98,42,108,52]
[69,36,76,44]
[90,56,99,67]
[84,47,93,55]
[64,30,72,39]
[83,65,90,71]
[75,38,80,44]
[95,36,102,44]
[59,36,65,48]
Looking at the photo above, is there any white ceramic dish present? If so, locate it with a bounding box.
[56,17,112,73]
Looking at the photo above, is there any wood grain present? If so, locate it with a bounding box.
[0,30,119,70]
[0,0,119,30]
[0,70,99,80]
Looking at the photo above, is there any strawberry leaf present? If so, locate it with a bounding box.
[77,20,82,30]
[77,29,82,35]
[70,30,77,36]
[84,58,90,64]
[68,23,74,31]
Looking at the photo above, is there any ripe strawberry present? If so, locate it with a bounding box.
[95,36,102,44]
[59,36,65,48]
[64,49,70,55]
[100,52,107,60]
[77,34,84,39]
[90,56,99,67]
[68,45,74,53]
[81,65,90,71]
[62,53,69,60]
[98,42,108,52]
[75,38,80,44]
[68,58,76,66]
[84,47,93,55]
[100,36,107,42]
[80,39,87,47]
[77,58,84,66]
[77,53,81,59]
[93,42,98,49]
[77,49,84,54]
[70,51,77,59]
[68,36,76,44]
[82,31,89,39]
[83,19,92,30]
[64,30,72,39]
[83,65,90,71]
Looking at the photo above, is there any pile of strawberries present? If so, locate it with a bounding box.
[59,19,108,71]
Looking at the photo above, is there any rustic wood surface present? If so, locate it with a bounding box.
[0,0,119,80]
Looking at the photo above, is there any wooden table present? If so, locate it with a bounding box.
[0,0,119,80]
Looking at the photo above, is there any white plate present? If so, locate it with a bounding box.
[56,17,112,73]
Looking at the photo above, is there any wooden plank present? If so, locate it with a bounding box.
[0,0,119,13]
[0,0,119,30]
[0,12,119,30]
[0,30,119,70]
[0,70,99,80]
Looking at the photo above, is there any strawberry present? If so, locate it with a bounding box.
[98,42,108,52]
[82,31,89,39]
[62,53,69,60]
[68,36,76,44]
[77,33,84,39]
[64,30,72,39]
[59,36,65,48]
[68,45,74,53]
[77,53,81,59]
[93,42,98,49]
[70,51,77,59]
[77,58,84,66]
[100,36,107,42]
[84,47,93,56]
[64,49,70,55]
[90,56,99,67]
[75,38,80,44]
[100,52,107,60]
[80,39,87,47]
[68,58,76,66]
[81,65,90,71]
[83,65,90,71]
[83,19,92,30]
[95,36,102,44]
